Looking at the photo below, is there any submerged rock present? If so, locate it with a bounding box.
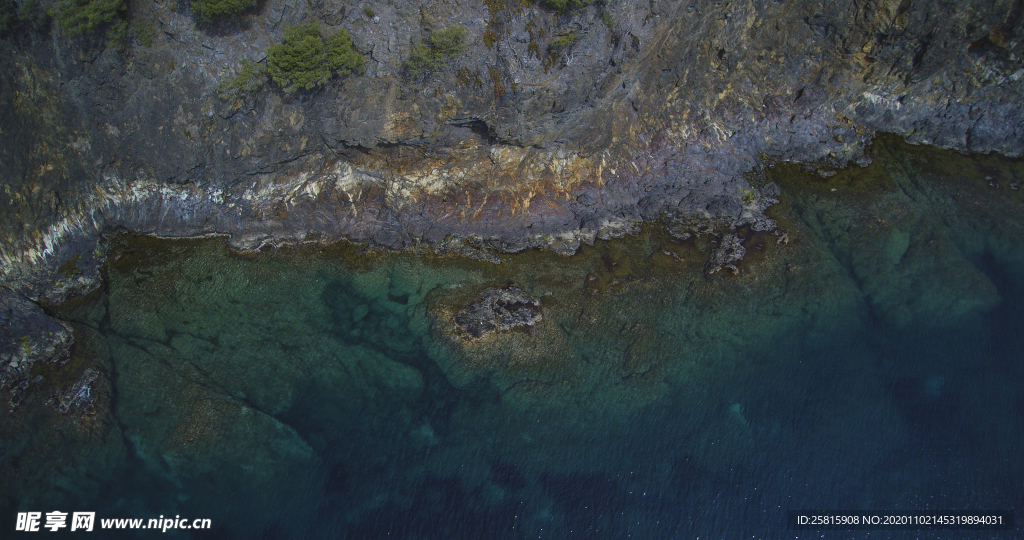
[453,284,543,339]
[767,138,1012,328]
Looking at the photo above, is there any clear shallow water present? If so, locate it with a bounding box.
[3,138,1022,539]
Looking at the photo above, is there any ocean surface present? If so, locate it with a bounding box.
[2,137,1022,538]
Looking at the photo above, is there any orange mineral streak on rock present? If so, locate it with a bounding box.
[342,140,612,223]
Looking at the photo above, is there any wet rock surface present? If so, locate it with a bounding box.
[453,283,543,339]
[45,366,99,415]
[0,287,73,410]
[706,233,746,276]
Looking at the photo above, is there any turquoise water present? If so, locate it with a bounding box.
[3,139,1022,538]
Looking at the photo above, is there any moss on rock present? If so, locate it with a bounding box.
[540,0,594,13]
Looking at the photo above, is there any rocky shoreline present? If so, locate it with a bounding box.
[2,0,1022,299]
[0,127,1020,534]
[2,0,1023,405]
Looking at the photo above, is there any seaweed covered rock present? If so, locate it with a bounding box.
[453,284,543,339]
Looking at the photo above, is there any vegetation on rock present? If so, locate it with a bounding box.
[266,23,364,93]
[601,11,614,28]
[50,0,127,48]
[133,19,154,46]
[191,0,251,20]
[548,32,577,53]
[0,0,12,33]
[543,31,576,70]
[482,0,530,48]
[217,59,266,101]
[404,25,467,77]
[540,0,594,13]
[11,0,49,31]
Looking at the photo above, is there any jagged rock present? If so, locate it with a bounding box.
[1,288,74,410]
[453,284,543,339]
[707,234,746,276]
[435,235,503,264]
[46,367,100,415]
[737,183,781,232]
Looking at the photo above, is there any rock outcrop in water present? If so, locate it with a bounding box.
[453,283,543,339]
[45,366,99,414]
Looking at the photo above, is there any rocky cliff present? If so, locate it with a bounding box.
[1,0,1022,301]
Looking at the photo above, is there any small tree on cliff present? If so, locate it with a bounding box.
[217,59,266,101]
[540,0,595,12]
[404,25,467,77]
[191,0,252,21]
[267,23,364,93]
[50,0,127,48]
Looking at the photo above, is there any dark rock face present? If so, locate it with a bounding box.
[0,287,73,409]
[0,0,1022,305]
[453,284,543,339]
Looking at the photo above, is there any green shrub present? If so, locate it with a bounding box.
[191,0,251,20]
[548,31,576,53]
[217,59,266,101]
[540,0,594,12]
[17,0,37,20]
[543,31,576,70]
[324,27,364,74]
[601,11,613,28]
[50,0,127,47]
[404,41,433,76]
[0,0,12,32]
[404,25,466,77]
[429,25,467,57]
[15,0,44,26]
[362,6,374,17]
[134,19,154,46]
[267,23,364,93]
